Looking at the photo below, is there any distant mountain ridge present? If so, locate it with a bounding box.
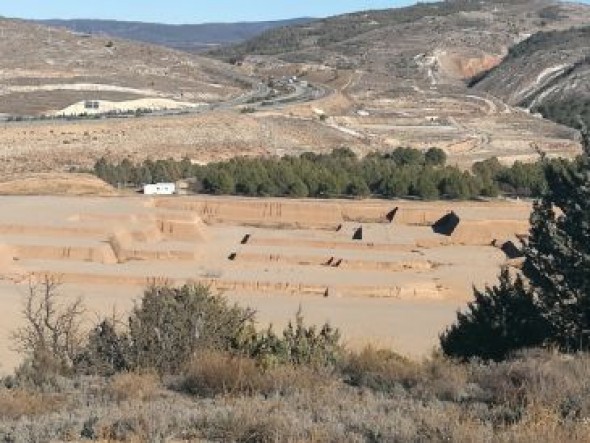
[35,18,314,52]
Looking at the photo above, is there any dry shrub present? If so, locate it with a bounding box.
[258,364,332,397]
[181,351,330,398]
[341,346,421,392]
[203,410,290,443]
[0,388,63,419]
[472,350,590,421]
[181,351,262,397]
[494,403,590,442]
[418,353,471,401]
[107,372,161,403]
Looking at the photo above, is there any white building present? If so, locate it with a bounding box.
[143,183,176,195]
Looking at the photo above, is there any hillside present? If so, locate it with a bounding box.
[37,18,314,53]
[1,1,590,175]
[0,18,250,116]
[473,25,590,130]
[211,0,590,81]
[210,0,590,163]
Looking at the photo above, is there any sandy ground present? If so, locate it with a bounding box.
[0,195,531,374]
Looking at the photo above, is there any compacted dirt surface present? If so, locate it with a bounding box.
[0,195,531,373]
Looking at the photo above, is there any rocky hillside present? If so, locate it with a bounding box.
[212,0,590,88]
[207,0,590,164]
[37,18,313,53]
[0,18,250,116]
[473,25,590,130]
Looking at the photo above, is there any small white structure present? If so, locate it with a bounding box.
[143,183,176,195]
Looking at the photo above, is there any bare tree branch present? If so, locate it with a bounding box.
[12,274,85,373]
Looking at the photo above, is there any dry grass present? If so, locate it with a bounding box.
[181,351,262,397]
[180,350,330,398]
[341,345,423,391]
[4,350,590,441]
[0,388,63,420]
[107,372,161,403]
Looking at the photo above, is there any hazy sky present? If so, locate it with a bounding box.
[2,0,590,24]
[0,1,454,23]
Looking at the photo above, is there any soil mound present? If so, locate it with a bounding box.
[0,173,116,196]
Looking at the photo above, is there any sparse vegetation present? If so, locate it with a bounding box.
[210,0,492,61]
[6,336,590,441]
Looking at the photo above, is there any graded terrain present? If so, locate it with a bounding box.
[0,195,530,373]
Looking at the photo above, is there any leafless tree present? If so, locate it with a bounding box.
[12,274,85,373]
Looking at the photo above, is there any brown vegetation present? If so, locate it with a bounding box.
[4,349,590,441]
[2,280,590,441]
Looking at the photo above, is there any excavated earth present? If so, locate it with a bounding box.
[0,195,531,373]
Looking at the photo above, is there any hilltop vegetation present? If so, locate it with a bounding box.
[211,0,519,61]
[536,98,590,133]
[93,147,563,200]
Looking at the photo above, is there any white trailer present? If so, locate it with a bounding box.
[143,183,176,195]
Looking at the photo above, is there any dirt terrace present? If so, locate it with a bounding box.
[0,195,531,372]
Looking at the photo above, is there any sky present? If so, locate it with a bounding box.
[2,0,590,24]
[1,0,436,24]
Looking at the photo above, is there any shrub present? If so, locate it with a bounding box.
[181,351,262,397]
[75,320,131,376]
[248,308,342,369]
[341,346,420,392]
[440,270,550,361]
[0,388,63,420]
[126,285,256,374]
[107,372,161,403]
[76,285,256,375]
[12,276,85,379]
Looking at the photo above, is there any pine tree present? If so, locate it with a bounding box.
[441,128,590,359]
[524,130,590,351]
[440,269,549,361]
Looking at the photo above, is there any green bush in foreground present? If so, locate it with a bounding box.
[16,283,342,380]
[442,129,590,360]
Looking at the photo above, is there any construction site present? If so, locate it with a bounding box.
[0,195,531,373]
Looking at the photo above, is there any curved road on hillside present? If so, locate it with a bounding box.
[0,76,331,124]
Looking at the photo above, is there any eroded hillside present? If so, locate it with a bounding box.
[473,25,590,130]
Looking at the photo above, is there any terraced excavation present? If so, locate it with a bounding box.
[0,195,531,370]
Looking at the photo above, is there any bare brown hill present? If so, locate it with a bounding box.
[0,18,249,116]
